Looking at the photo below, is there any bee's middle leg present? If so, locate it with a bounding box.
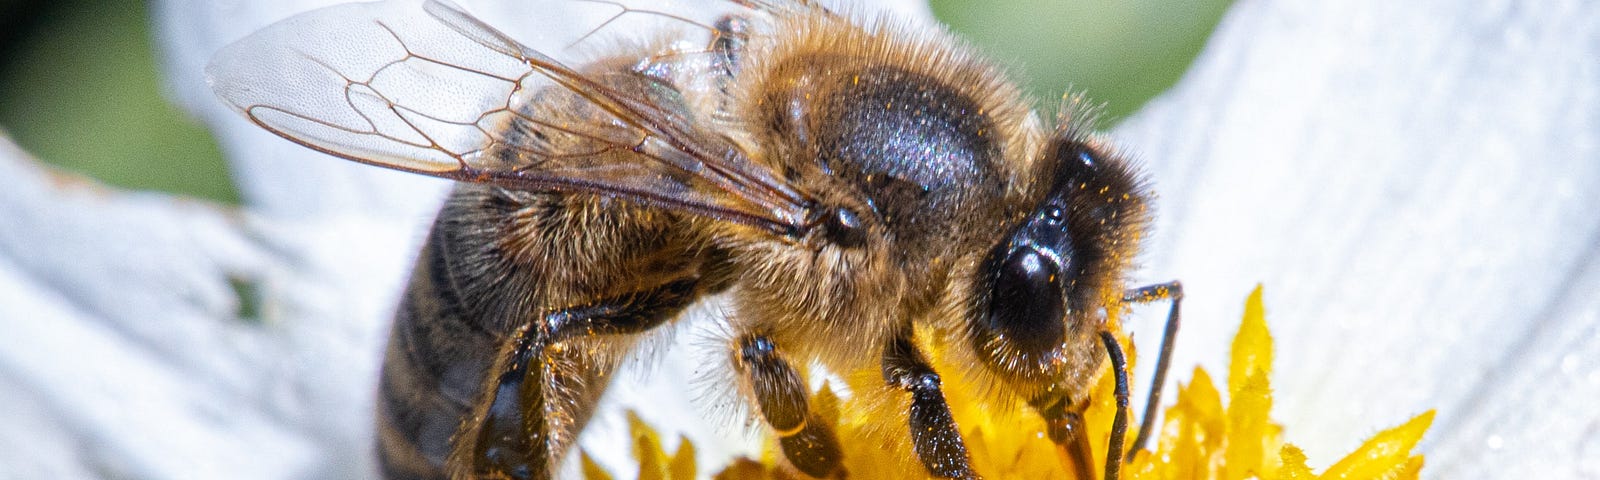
[1030,392,1096,480]
[733,334,843,478]
[882,333,978,480]
[464,278,703,480]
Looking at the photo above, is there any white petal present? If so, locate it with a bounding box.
[1117,0,1600,475]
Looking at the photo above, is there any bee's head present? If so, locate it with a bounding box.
[968,132,1149,391]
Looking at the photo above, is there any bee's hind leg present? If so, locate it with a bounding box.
[733,334,844,478]
[457,278,704,480]
[882,332,978,480]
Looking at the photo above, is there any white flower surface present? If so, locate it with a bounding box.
[0,0,1594,479]
[1115,0,1600,475]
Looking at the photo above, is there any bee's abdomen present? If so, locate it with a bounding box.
[372,185,707,479]
[375,233,499,480]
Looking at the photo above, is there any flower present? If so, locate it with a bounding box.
[594,286,1434,480]
[4,0,1585,477]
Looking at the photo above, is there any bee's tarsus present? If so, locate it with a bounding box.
[883,334,978,480]
[736,334,811,435]
[734,334,841,476]
[778,414,844,478]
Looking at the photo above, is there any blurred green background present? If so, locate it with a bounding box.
[0,0,1230,205]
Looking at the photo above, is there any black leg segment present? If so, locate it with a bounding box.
[1120,280,1182,462]
[737,335,810,435]
[475,323,544,480]
[777,414,844,478]
[469,278,703,479]
[542,278,701,341]
[733,334,843,478]
[883,334,977,480]
[1099,331,1132,480]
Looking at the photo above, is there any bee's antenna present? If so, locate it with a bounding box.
[1099,331,1131,480]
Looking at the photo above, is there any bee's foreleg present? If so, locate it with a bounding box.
[882,333,978,480]
[1030,392,1096,480]
[1028,331,1136,480]
[733,334,843,478]
[459,278,703,480]
[1120,280,1182,462]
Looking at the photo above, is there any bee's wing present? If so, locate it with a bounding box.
[207,0,809,234]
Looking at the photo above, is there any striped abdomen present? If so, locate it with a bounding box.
[374,185,706,479]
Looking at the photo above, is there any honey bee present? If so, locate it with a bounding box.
[207,0,1183,479]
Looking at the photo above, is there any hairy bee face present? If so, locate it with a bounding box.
[968,133,1149,396]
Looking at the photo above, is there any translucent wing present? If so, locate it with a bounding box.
[206,0,809,233]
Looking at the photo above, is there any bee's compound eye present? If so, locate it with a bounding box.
[986,245,1067,354]
[823,207,868,248]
